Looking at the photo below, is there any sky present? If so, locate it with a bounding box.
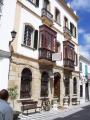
[66,0,90,59]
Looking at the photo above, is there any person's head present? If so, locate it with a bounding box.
[0,89,9,101]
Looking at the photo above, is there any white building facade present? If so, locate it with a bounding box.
[0,0,80,109]
[0,0,16,90]
[79,55,90,103]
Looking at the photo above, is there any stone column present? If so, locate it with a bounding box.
[60,72,65,106]
[77,76,80,101]
[69,78,73,106]
[31,69,41,101]
[83,81,86,102]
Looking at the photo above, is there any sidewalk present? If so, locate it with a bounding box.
[18,102,90,120]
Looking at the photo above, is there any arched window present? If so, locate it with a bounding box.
[41,71,49,97]
[20,68,32,98]
[54,72,61,101]
[73,77,77,94]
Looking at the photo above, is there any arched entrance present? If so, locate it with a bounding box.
[54,72,61,101]
[64,77,69,96]
[73,77,77,94]
[41,71,49,97]
[20,68,32,98]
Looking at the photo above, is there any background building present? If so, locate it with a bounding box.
[0,0,16,90]
[79,55,90,103]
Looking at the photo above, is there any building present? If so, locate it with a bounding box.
[79,55,90,103]
[1,0,79,110]
[0,0,16,90]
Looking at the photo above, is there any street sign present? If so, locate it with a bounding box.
[52,52,62,61]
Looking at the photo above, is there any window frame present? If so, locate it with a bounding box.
[27,0,39,7]
[22,24,38,50]
[70,22,76,38]
[43,0,50,11]
[55,8,60,25]
[64,16,69,28]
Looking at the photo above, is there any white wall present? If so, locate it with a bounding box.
[0,0,16,90]
[0,0,16,51]
[0,57,10,90]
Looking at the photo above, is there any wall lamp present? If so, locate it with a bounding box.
[9,30,17,54]
[11,30,17,39]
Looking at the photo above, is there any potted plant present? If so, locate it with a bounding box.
[8,86,18,109]
[8,86,20,120]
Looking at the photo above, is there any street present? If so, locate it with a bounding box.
[19,103,90,120]
[55,105,90,120]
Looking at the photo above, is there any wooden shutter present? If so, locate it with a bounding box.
[33,30,38,49]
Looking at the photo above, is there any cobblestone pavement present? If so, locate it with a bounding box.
[18,102,90,120]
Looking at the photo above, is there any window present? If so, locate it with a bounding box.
[63,41,75,61]
[55,41,61,53]
[70,22,76,38]
[64,17,68,28]
[41,72,49,97]
[80,85,83,97]
[73,77,77,94]
[55,8,60,24]
[85,65,88,77]
[64,78,69,96]
[23,24,38,49]
[44,0,50,11]
[27,0,39,7]
[0,0,3,18]
[80,62,82,72]
[39,25,56,52]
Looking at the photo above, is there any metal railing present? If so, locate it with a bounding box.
[41,8,53,21]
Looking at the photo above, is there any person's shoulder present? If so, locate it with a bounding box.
[0,99,12,111]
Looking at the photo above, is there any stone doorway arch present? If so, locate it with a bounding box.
[20,68,32,98]
[54,72,61,101]
[41,71,49,97]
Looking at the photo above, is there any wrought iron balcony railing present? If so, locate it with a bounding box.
[63,26,71,38]
[41,8,53,22]
[64,59,74,70]
[39,48,52,61]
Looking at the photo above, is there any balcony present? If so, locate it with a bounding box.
[38,48,54,66]
[41,8,53,26]
[38,25,57,65]
[39,48,52,60]
[63,27,71,40]
[63,41,75,71]
[64,59,74,71]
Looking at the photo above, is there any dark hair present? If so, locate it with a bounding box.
[0,89,9,101]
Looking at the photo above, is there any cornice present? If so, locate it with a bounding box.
[57,0,79,21]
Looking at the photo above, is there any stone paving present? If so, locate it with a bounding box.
[18,102,90,120]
